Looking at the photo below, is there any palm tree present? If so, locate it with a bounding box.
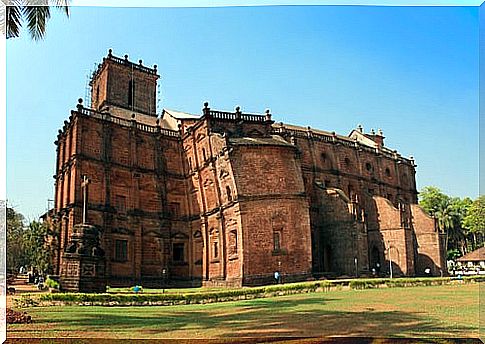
[434,199,456,252]
[4,0,69,41]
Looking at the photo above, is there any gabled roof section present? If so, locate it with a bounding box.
[348,129,378,149]
[163,108,200,120]
[457,246,485,262]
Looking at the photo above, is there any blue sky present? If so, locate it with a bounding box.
[6,4,480,219]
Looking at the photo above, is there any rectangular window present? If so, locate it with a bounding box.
[173,243,185,262]
[116,195,127,214]
[115,239,128,262]
[213,242,219,259]
[273,231,281,251]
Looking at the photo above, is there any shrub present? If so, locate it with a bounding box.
[45,277,60,289]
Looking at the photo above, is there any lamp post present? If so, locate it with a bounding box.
[354,257,358,277]
[387,240,393,279]
[81,175,90,225]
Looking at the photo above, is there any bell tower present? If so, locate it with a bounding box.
[90,49,159,117]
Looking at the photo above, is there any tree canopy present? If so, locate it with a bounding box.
[419,187,482,258]
[7,207,55,274]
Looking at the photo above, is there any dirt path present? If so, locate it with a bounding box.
[7,276,45,308]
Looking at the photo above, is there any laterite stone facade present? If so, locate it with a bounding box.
[52,51,446,290]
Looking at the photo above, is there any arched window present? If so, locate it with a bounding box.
[213,242,219,259]
[321,152,327,163]
[365,162,373,171]
[344,157,351,167]
[226,186,232,202]
[202,148,207,162]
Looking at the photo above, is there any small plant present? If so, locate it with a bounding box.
[45,277,60,290]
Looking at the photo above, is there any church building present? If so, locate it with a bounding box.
[51,50,446,289]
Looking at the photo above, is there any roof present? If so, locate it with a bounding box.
[457,247,485,262]
[163,108,200,120]
[229,135,295,147]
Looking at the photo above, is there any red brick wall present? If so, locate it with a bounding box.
[411,204,446,276]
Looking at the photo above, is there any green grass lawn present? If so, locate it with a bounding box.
[7,283,480,339]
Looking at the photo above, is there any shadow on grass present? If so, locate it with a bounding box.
[12,296,478,339]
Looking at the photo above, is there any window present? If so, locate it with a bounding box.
[347,185,353,199]
[324,180,331,188]
[365,162,372,171]
[273,231,281,251]
[173,243,185,262]
[188,157,192,171]
[385,168,391,177]
[116,195,127,214]
[226,186,232,202]
[128,80,135,106]
[202,148,207,162]
[344,157,351,167]
[321,153,327,163]
[96,86,99,104]
[213,242,219,259]
[229,230,238,255]
[115,240,128,262]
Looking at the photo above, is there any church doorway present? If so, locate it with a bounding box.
[370,246,381,274]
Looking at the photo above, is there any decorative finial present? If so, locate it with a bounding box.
[378,128,383,136]
[108,48,113,56]
[371,128,375,135]
[124,54,129,61]
[203,102,210,116]
[77,98,83,111]
[156,118,160,125]
[131,113,135,119]
[78,98,83,104]
[265,109,271,121]
[139,59,143,65]
[154,64,157,71]
[235,106,241,112]
[357,124,363,133]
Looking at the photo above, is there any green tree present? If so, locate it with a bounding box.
[5,0,70,41]
[419,186,449,216]
[23,220,55,274]
[462,195,485,250]
[419,187,470,255]
[6,206,27,272]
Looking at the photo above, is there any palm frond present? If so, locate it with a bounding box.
[54,0,69,17]
[22,5,50,41]
[6,3,23,39]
